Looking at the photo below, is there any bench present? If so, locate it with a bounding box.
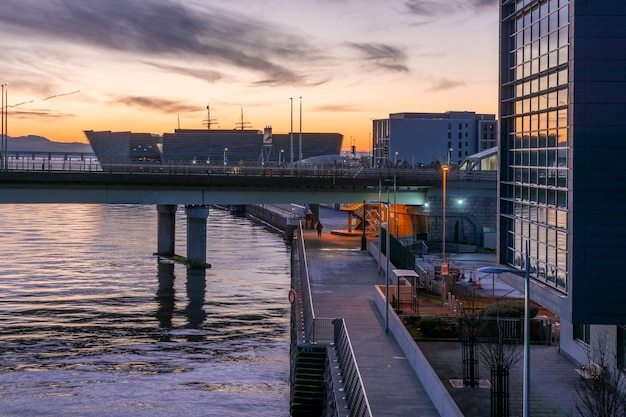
[575,362,605,380]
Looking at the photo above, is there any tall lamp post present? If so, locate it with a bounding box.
[361,200,367,251]
[369,191,390,333]
[477,240,531,417]
[442,164,449,262]
[299,96,303,162]
[1,83,7,171]
[289,98,293,164]
[385,176,397,309]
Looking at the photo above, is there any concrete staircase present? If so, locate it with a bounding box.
[291,346,327,416]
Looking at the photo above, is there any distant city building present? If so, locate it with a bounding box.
[85,128,343,169]
[371,111,496,167]
[498,0,626,364]
[162,128,342,166]
[84,131,161,167]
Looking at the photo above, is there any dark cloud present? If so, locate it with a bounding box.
[10,109,75,120]
[425,78,465,92]
[405,0,497,16]
[113,95,201,113]
[43,90,81,101]
[314,104,362,112]
[0,0,322,86]
[347,43,409,72]
[145,62,223,83]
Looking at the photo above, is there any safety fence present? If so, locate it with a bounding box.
[292,222,372,417]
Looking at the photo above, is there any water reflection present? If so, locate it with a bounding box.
[0,204,291,417]
[156,261,176,329]
[185,266,207,333]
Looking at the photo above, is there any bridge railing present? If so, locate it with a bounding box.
[2,152,101,172]
[2,154,497,183]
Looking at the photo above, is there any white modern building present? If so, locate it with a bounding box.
[371,111,496,168]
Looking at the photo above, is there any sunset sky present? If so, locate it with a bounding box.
[1,0,499,151]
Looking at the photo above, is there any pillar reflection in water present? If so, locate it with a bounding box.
[155,261,176,329]
[185,267,207,333]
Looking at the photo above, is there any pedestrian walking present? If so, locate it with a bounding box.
[316,221,323,238]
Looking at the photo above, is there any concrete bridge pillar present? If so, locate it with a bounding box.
[157,204,178,256]
[185,205,210,266]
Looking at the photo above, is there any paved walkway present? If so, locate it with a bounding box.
[303,206,581,417]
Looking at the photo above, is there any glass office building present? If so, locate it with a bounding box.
[499,0,626,362]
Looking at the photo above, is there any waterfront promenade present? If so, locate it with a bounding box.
[303,206,581,417]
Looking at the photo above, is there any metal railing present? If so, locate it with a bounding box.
[296,221,316,344]
[459,317,554,345]
[0,153,497,183]
[1,152,101,172]
[294,222,372,416]
[333,318,373,417]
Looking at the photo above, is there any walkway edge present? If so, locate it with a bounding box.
[373,285,464,417]
[368,245,464,417]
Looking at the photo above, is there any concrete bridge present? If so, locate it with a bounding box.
[0,164,495,267]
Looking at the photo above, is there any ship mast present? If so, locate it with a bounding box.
[235,107,252,130]
[203,103,217,129]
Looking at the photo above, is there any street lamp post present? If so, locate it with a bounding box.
[442,165,449,260]
[369,191,390,333]
[385,176,398,310]
[361,200,367,251]
[477,240,531,417]
[1,83,7,171]
[299,96,303,162]
[223,148,228,167]
[385,188,390,333]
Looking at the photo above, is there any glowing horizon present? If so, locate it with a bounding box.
[0,0,498,151]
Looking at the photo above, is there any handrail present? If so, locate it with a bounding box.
[294,222,372,417]
[296,221,316,343]
[333,318,373,417]
[0,154,497,183]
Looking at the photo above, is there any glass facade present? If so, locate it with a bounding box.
[500,0,569,292]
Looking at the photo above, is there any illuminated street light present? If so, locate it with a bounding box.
[478,240,531,417]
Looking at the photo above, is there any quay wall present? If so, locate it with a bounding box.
[244,204,296,241]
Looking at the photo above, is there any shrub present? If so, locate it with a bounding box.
[481,299,539,318]
[419,315,459,338]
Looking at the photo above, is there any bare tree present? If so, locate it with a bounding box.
[574,335,626,417]
[479,319,522,417]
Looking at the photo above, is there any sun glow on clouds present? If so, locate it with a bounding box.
[0,0,498,150]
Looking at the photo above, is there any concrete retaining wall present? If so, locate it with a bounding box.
[369,243,463,417]
[373,286,464,417]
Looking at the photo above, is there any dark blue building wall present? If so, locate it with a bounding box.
[571,0,626,324]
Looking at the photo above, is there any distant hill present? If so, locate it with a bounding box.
[6,135,93,153]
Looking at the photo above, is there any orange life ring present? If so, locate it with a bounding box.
[288,288,297,304]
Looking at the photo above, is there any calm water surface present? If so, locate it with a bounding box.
[0,204,291,416]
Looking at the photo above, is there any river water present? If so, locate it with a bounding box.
[0,204,291,417]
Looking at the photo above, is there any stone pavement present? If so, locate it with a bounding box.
[303,206,582,417]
